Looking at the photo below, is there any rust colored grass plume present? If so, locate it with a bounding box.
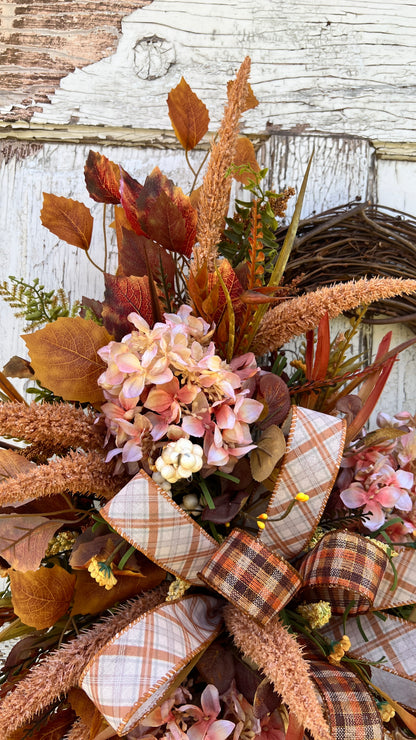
[252,277,416,354]
[0,402,104,451]
[0,586,167,739]
[0,449,119,505]
[225,605,331,740]
[194,56,251,271]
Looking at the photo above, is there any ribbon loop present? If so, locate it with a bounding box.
[101,470,218,585]
[198,529,302,625]
[299,531,388,614]
[309,661,385,739]
[81,595,223,735]
[259,407,346,558]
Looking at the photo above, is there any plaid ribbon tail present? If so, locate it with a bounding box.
[259,406,346,558]
[321,612,416,710]
[80,595,223,735]
[310,661,385,739]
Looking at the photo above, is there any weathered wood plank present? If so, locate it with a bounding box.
[0,0,150,120]
[8,0,415,141]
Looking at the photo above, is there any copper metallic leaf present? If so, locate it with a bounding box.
[167,77,210,151]
[84,150,121,204]
[10,565,76,629]
[102,273,154,340]
[23,317,110,405]
[41,193,93,251]
[0,515,65,571]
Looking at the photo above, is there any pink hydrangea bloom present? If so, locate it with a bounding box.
[340,463,413,531]
[98,307,263,474]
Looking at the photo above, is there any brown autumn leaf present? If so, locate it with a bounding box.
[136,168,197,257]
[256,372,291,429]
[167,77,210,151]
[118,226,176,289]
[68,687,101,728]
[69,529,122,568]
[0,449,35,481]
[10,564,76,629]
[23,317,111,405]
[0,515,65,571]
[232,137,260,184]
[250,425,286,482]
[2,356,35,379]
[41,193,93,251]
[121,167,197,257]
[102,273,154,340]
[119,168,146,236]
[84,150,121,204]
[8,708,76,740]
[71,560,165,615]
[227,80,259,111]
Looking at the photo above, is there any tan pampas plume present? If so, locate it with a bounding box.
[0,402,104,452]
[0,585,167,739]
[252,277,416,355]
[194,56,251,271]
[225,605,331,740]
[0,449,120,505]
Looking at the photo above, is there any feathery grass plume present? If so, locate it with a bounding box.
[0,402,104,451]
[0,586,167,739]
[194,56,251,271]
[0,449,121,506]
[252,277,416,355]
[225,605,331,740]
[64,718,91,740]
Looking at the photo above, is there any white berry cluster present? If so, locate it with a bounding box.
[154,438,204,484]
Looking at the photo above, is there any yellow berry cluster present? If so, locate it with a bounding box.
[297,601,332,630]
[328,634,351,665]
[379,703,396,722]
[87,556,117,590]
[46,530,78,557]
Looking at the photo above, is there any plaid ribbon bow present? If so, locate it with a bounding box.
[81,406,416,737]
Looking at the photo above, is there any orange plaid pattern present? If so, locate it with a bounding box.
[299,531,388,614]
[199,529,302,625]
[310,661,384,739]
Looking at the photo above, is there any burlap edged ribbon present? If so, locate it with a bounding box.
[81,406,416,737]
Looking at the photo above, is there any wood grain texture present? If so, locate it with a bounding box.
[0,0,151,121]
[11,0,416,141]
